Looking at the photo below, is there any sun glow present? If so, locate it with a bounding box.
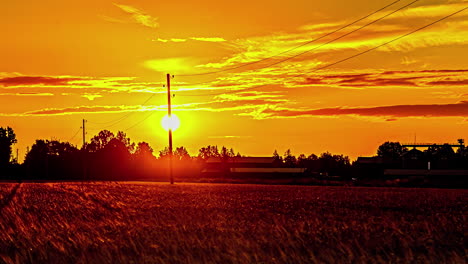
[162,114,180,131]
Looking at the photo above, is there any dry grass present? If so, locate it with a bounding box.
[0,182,466,263]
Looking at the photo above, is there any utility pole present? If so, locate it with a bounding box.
[82,119,87,148]
[166,73,174,184]
[81,119,87,182]
[16,149,19,164]
[26,147,30,178]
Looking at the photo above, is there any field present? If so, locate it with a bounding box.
[0,182,466,263]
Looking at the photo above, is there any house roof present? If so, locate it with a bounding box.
[356,157,384,164]
[206,157,275,164]
[230,168,306,173]
[402,148,424,157]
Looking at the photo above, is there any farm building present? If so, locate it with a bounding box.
[201,157,306,178]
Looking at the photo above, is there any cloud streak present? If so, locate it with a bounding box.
[154,37,226,43]
[252,101,468,119]
[190,37,226,42]
[192,2,467,73]
[113,3,159,28]
[0,92,54,97]
[0,76,83,87]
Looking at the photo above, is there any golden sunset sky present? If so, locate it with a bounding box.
[1,0,467,161]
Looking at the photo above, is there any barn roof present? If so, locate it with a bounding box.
[206,157,275,164]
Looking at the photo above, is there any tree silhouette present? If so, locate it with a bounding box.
[313,152,352,176]
[283,149,296,168]
[174,147,191,161]
[377,142,407,160]
[424,144,456,169]
[135,142,154,158]
[0,127,17,168]
[84,130,136,180]
[116,131,135,153]
[456,146,468,169]
[86,130,115,152]
[24,140,79,179]
[198,145,220,160]
[159,146,191,161]
[297,154,307,167]
[220,146,235,159]
[457,145,467,158]
[272,150,283,167]
[425,144,455,160]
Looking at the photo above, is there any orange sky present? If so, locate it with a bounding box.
[1,0,467,161]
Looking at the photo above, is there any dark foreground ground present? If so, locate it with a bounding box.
[0,182,466,263]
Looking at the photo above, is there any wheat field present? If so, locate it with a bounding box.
[0,182,466,263]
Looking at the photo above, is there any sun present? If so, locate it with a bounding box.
[161,114,180,131]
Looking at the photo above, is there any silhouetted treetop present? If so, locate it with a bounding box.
[159,146,191,161]
[425,144,456,160]
[197,145,240,160]
[0,127,17,167]
[175,147,191,161]
[377,142,408,159]
[86,130,135,154]
[283,149,296,167]
[86,130,115,152]
[198,145,220,160]
[23,140,80,179]
[135,142,154,158]
[220,146,235,159]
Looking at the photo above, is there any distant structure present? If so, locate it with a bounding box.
[401,139,465,150]
[202,157,306,178]
[355,139,468,186]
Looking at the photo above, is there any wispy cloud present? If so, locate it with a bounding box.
[21,105,139,116]
[0,76,83,87]
[294,69,468,89]
[245,101,468,119]
[192,2,467,73]
[426,79,468,86]
[153,37,226,43]
[144,57,196,74]
[0,94,285,117]
[99,15,127,24]
[214,91,286,102]
[113,3,159,28]
[190,37,226,42]
[81,94,103,101]
[208,136,253,139]
[0,92,54,97]
[7,104,171,117]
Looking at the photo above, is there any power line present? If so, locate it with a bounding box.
[180,6,467,97]
[85,93,162,132]
[91,5,467,130]
[124,75,174,132]
[79,0,412,130]
[177,0,401,77]
[87,93,158,126]
[125,111,157,131]
[68,127,81,143]
[253,0,421,70]
[296,6,467,75]
[175,0,416,88]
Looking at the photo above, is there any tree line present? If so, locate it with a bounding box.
[0,126,356,180]
[376,141,468,169]
[1,126,466,181]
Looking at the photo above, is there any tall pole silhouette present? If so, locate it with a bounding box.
[166,73,174,184]
[82,119,87,182]
[82,119,86,148]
